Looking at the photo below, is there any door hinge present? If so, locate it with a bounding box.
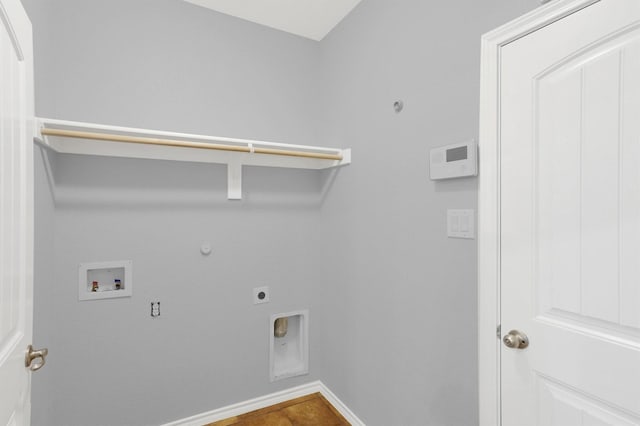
[496,324,501,338]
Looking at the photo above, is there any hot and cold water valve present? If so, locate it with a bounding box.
[78,260,132,301]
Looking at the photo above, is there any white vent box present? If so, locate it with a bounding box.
[79,260,132,301]
[430,140,477,180]
[269,310,309,382]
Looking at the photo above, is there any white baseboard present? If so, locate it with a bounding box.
[316,381,365,426]
[161,381,365,426]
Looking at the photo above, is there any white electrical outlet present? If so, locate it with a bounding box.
[253,286,270,304]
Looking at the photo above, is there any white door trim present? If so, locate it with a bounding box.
[477,1,601,425]
[0,0,34,423]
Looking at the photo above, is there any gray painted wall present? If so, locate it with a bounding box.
[315,1,538,425]
[26,0,539,425]
[25,1,325,425]
[33,146,56,426]
[22,0,321,143]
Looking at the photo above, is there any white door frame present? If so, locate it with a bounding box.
[477,1,601,425]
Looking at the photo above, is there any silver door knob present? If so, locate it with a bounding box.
[503,330,529,349]
[25,344,48,372]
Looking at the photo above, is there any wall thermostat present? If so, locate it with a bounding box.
[429,140,478,180]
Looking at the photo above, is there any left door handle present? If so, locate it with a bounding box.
[25,345,48,372]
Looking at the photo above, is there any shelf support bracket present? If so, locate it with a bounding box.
[227,161,242,200]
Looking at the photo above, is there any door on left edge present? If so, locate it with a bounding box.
[0,0,36,424]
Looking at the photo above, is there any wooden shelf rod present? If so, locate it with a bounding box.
[40,128,344,161]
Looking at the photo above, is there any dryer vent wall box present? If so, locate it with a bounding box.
[430,141,478,180]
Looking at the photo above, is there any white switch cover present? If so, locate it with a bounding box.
[447,209,475,239]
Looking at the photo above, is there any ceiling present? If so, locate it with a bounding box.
[183,0,362,41]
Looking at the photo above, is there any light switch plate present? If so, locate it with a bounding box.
[447,209,475,239]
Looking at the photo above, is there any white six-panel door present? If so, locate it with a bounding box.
[500,0,640,424]
[0,0,34,425]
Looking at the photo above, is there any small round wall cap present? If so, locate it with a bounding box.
[200,242,212,255]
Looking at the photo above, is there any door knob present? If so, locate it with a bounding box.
[25,345,48,372]
[503,330,529,349]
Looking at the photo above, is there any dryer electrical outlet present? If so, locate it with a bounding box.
[253,286,270,304]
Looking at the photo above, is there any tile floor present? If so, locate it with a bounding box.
[206,392,350,426]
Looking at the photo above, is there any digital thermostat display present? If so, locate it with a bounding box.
[430,140,477,180]
[446,146,468,162]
